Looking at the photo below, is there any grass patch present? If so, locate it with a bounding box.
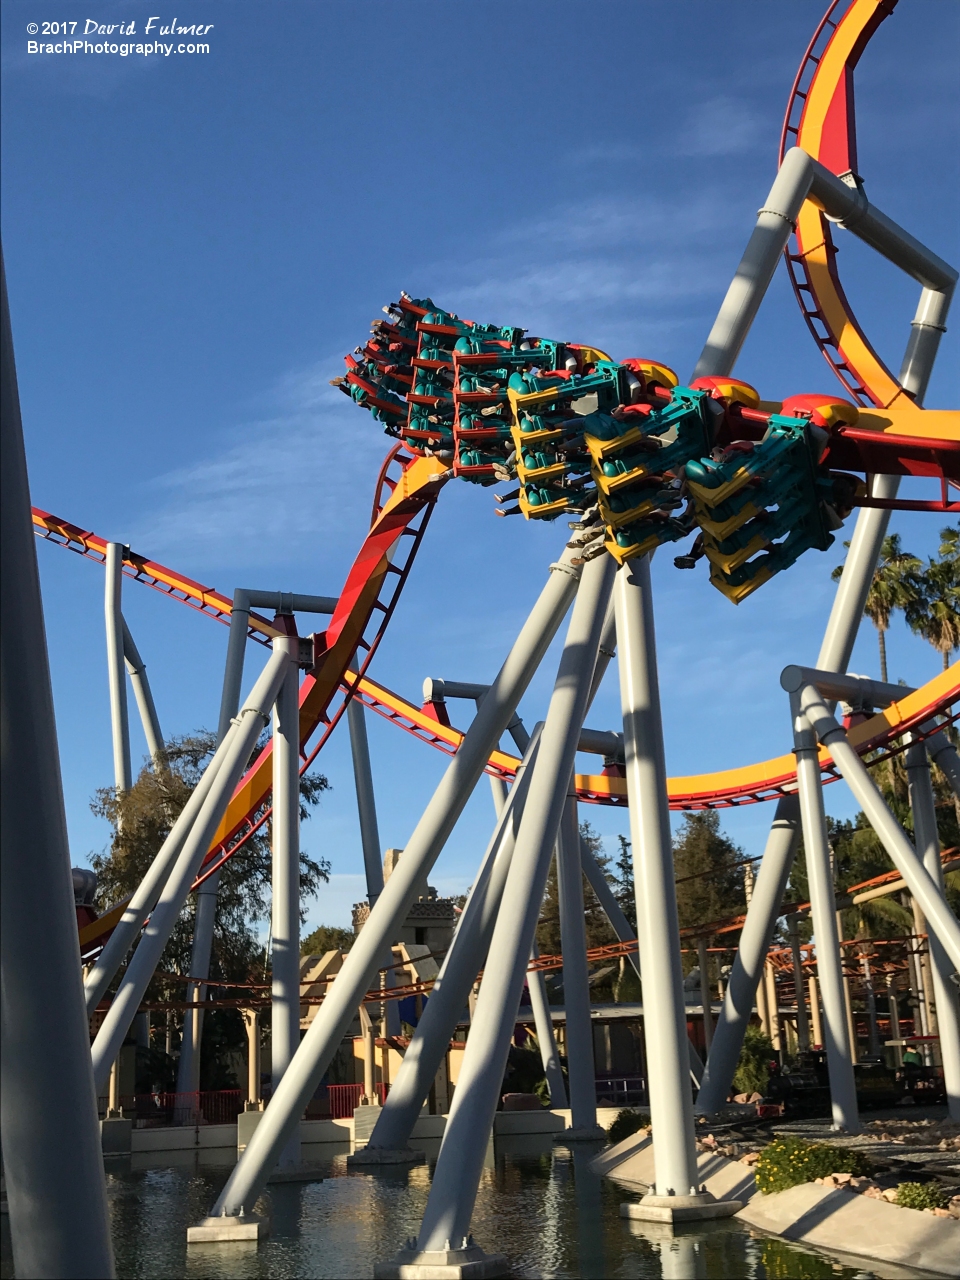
[754,1136,872,1194]
[896,1182,948,1211]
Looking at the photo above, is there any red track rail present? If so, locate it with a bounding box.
[778,0,903,407]
[31,508,276,645]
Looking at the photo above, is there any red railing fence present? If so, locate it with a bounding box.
[326,1082,389,1118]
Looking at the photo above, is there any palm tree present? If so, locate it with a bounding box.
[832,534,921,682]
[905,526,960,672]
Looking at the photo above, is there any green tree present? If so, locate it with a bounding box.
[90,732,331,1087]
[733,1025,774,1097]
[536,821,618,1001]
[612,833,637,930]
[905,525,960,673]
[832,534,921,682]
[672,812,745,964]
[789,762,959,949]
[301,924,354,955]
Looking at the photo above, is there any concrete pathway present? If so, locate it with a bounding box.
[595,1128,960,1276]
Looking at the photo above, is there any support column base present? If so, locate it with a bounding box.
[186,1214,268,1244]
[554,1125,606,1143]
[347,1146,427,1167]
[620,1191,742,1224]
[374,1242,508,1279]
[266,1165,326,1184]
[100,1116,132,1155]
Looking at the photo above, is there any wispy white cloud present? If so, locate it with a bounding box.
[132,184,748,565]
[678,95,764,158]
[131,361,388,567]
[566,95,764,168]
[419,191,743,358]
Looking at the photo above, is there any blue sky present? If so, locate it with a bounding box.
[2,1,957,933]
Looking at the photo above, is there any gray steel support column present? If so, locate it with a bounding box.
[697,938,713,1054]
[817,475,900,676]
[580,846,638,977]
[787,915,810,1053]
[809,976,824,1048]
[698,257,947,1110]
[121,618,164,768]
[693,146,956,380]
[793,698,859,1131]
[348,655,385,904]
[692,140,953,1099]
[860,951,881,1056]
[928,733,960,800]
[0,251,115,1278]
[697,798,799,1111]
[528,941,567,1108]
[414,551,614,1254]
[798,687,960,971]
[209,545,584,1220]
[614,555,699,1195]
[347,655,399,1035]
[91,648,290,1093]
[217,592,251,745]
[85,726,235,1014]
[580,841,705,1087]
[176,877,219,1102]
[271,636,302,1166]
[905,740,960,1120]
[886,978,903,1066]
[105,542,132,799]
[178,600,248,1096]
[587,595,617,705]
[508,764,566,1109]
[363,729,545,1154]
[218,590,336,745]
[556,788,600,1135]
[815,242,948,673]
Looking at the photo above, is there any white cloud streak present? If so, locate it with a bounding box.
[131,364,388,567]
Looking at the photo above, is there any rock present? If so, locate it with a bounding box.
[928,1208,952,1219]
[834,1173,852,1185]
[881,1188,899,1203]
[861,1186,883,1199]
[739,1151,761,1165]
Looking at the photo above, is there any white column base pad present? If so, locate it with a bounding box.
[374,1244,509,1278]
[186,1214,268,1243]
[347,1146,427,1167]
[554,1125,606,1143]
[621,1191,742,1224]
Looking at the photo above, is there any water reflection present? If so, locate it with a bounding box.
[0,1139,888,1279]
[569,1144,606,1279]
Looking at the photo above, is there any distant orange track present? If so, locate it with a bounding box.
[33,499,957,829]
[345,663,959,811]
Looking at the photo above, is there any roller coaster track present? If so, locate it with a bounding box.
[342,663,959,812]
[779,0,939,420]
[37,497,958,818]
[36,0,958,963]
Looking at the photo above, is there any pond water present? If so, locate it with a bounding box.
[1,1139,911,1279]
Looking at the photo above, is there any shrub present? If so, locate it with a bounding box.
[754,1137,872,1194]
[896,1181,948,1211]
[607,1109,650,1145]
[733,1025,774,1097]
